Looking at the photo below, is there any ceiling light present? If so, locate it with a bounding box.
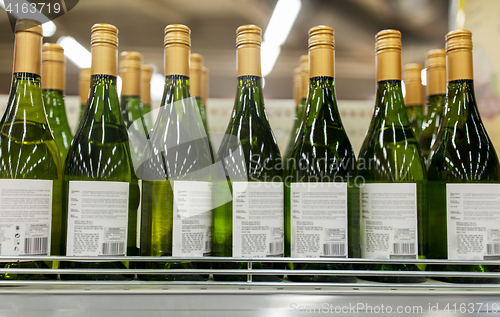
[263,0,301,46]
[151,73,165,102]
[57,36,91,69]
[261,42,281,77]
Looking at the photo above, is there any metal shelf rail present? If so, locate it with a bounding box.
[0,257,499,316]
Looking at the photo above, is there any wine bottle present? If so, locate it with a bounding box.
[190,53,213,159]
[78,68,91,120]
[41,43,73,165]
[62,23,139,280]
[427,30,500,284]
[283,67,301,157]
[0,19,62,280]
[213,25,284,282]
[419,50,446,163]
[403,64,425,139]
[284,26,358,282]
[139,24,213,281]
[201,66,210,132]
[357,30,427,283]
[120,51,144,128]
[284,55,308,158]
[141,64,154,131]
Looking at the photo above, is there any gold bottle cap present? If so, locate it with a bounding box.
[293,67,301,107]
[375,29,402,82]
[190,53,203,97]
[446,30,473,81]
[164,24,190,77]
[236,25,261,48]
[120,51,142,96]
[426,49,446,96]
[202,66,208,106]
[79,68,91,105]
[91,23,118,76]
[236,25,262,77]
[141,64,154,105]
[13,19,43,75]
[42,43,65,91]
[403,63,423,106]
[308,25,334,78]
[91,23,118,47]
[299,55,309,99]
[446,30,473,53]
[164,24,190,47]
[15,19,43,35]
[375,29,402,52]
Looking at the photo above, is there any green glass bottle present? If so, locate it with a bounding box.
[357,30,427,283]
[283,67,301,157]
[427,30,500,284]
[62,24,139,281]
[419,50,446,163]
[284,56,308,158]
[285,26,358,283]
[213,25,284,282]
[0,19,62,280]
[201,66,210,135]
[41,43,73,165]
[138,24,213,281]
[120,51,144,129]
[190,54,214,160]
[78,68,91,121]
[403,63,425,140]
[141,64,154,131]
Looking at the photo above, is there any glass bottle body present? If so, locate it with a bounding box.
[406,104,424,140]
[285,77,358,282]
[120,95,143,129]
[357,80,427,283]
[42,89,72,164]
[284,99,306,158]
[419,94,445,163]
[427,80,500,283]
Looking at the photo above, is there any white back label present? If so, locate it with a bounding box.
[0,179,52,256]
[447,183,500,260]
[232,182,284,257]
[360,183,418,259]
[290,182,348,258]
[66,181,129,256]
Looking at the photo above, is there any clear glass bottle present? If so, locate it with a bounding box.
[403,63,425,140]
[427,30,500,284]
[357,30,427,283]
[213,25,284,282]
[285,26,358,283]
[139,24,213,281]
[419,49,446,164]
[41,43,73,165]
[140,64,154,131]
[62,23,139,280]
[0,19,62,280]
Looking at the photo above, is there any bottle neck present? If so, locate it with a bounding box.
[303,76,341,128]
[374,80,410,126]
[443,79,479,127]
[120,69,141,97]
[2,73,47,126]
[42,89,69,124]
[141,80,151,107]
[427,66,446,96]
[237,45,261,77]
[42,60,65,91]
[448,49,473,82]
[376,49,401,82]
[164,45,190,77]
[160,75,191,107]
[13,31,41,75]
[91,45,117,77]
[426,94,446,113]
[84,75,123,125]
[233,75,265,115]
[405,81,423,106]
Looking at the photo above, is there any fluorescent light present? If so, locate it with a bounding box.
[402,81,406,98]
[263,0,301,46]
[421,68,427,86]
[261,42,281,77]
[151,73,165,102]
[0,0,57,37]
[57,36,91,69]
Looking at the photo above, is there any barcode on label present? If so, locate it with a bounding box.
[269,241,283,255]
[205,240,210,251]
[487,244,500,255]
[393,243,415,255]
[24,237,48,255]
[102,242,125,255]
[323,243,346,256]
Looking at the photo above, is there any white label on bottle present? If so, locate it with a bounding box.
[290,182,348,258]
[0,179,52,256]
[360,183,418,259]
[172,181,212,257]
[136,179,142,249]
[232,182,284,257]
[447,184,500,260]
[66,181,129,256]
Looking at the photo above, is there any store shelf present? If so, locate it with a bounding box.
[0,257,499,316]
